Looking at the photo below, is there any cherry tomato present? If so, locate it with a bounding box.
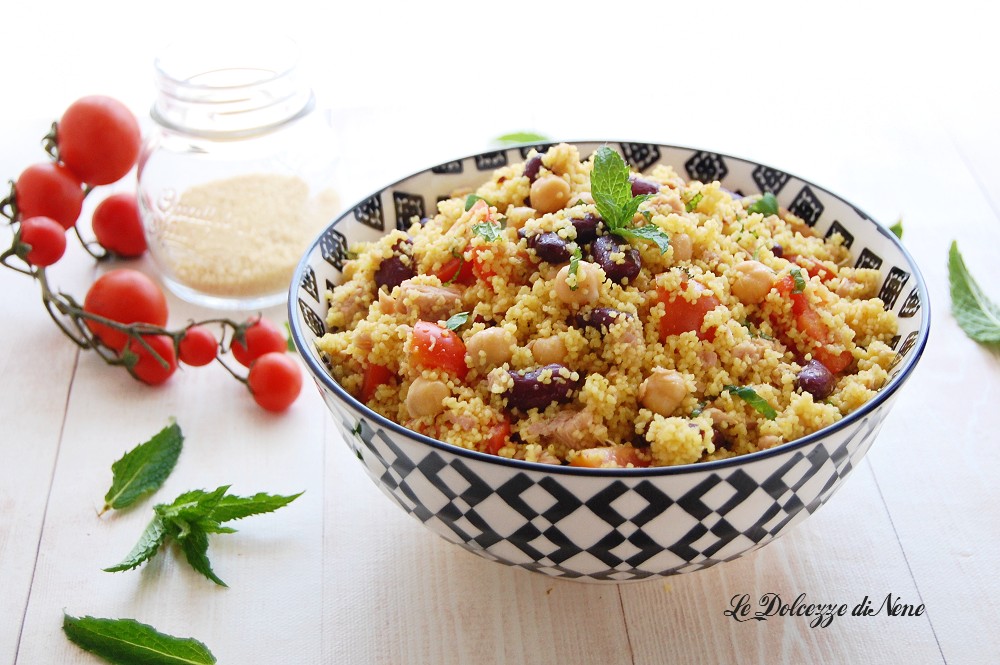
[433,254,476,286]
[658,280,721,342]
[360,363,393,402]
[409,321,468,377]
[231,317,287,368]
[470,245,497,282]
[248,352,303,412]
[84,269,169,351]
[570,445,651,469]
[178,325,218,367]
[18,216,67,267]
[92,192,147,257]
[15,162,84,229]
[125,334,177,385]
[57,95,141,186]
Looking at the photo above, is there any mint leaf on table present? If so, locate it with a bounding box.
[590,146,670,253]
[63,614,216,665]
[724,385,778,420]
[105,486,303,586]
[889,218,904,239]
[949,240,1000,344]
[495,131,550,145]
[102,421,183,514]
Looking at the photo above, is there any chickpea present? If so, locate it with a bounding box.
[757,435,783,449]
[530,175,571,214]
[528,336,567,364]
[638,368,688,417]
[731,260,775,305]
[671,232,693,262]
[466,327,515,370]
[505,206,537,230]
[554,260,601,306]
[405,377,449,418]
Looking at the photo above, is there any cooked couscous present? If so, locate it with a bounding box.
[316,144,898,468]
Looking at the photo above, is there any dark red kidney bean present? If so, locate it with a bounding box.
[796,359,836,400]
[527,231,570,264]
[570,212,602,245]
[374,240,415,292]
[771,244,784,258]
[504,363,582,411]
[629,176,660,197]
[590,235,641,284]
[523,155,543,182]
[574,307,633,334]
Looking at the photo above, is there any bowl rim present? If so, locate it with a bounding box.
[288,140,931,477]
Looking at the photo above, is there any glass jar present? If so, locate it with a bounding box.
[138,34,339,310]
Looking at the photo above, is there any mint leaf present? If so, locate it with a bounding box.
[465,194,489,211]
[495,131,550,145]
[444,312,470,331]
[890,218,904,239]
[949,241,1000,344]
[284,321,295,351]
[472,221,503,242]
[592,147,633,227]
[620,225,671,254]
[684,191,704,213]
[208,491,304,523]
[724,385,778,420]
[748,192,779,216]
[103,516,168,573]
[791,267,806,293]
[178,529,227,587]
[102,421,183,514]
[63,614,216,665]
[568,246,582,291]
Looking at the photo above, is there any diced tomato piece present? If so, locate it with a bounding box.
[570,445,651,469]
[774,275,852,373]
[484,418,511,455]
[470,244,497,282]
[361,363,393,402]
[434,253,476,286]
[658,280,720,342]
[410,321,468,377]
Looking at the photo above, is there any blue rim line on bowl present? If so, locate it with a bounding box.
[288,141,930,477]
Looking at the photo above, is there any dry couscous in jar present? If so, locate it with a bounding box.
[138,34,339,310]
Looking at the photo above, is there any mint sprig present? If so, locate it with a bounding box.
[748,192,779,216]
[495,131,550,145]
[102,421,183,514]
[890,218,904,239]
[949,240,1000,344]
[105,486,302,586]
[591,146,670,253]
[63,614,216,665]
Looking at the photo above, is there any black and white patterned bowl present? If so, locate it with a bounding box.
[288,142,930,583]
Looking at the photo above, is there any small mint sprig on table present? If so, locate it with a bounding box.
[101,420,183,515]
[105,485,303,587]
[591,146,671,254]
[63,614,216,665]
[949,241,1000,345]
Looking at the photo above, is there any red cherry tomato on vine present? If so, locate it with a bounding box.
[18,216,67,266]
[248,352,303,412]
[92,192,147,257]
[15,162,84,229]
[57,95,141,186]
[178,325,218,367]
[125,334,177,385]
[83,269,169,351]
[231,317,287,368]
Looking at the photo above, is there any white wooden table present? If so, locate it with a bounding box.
[2,2,998,663]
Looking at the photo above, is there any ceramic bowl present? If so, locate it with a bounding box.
[288,141,930,582]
